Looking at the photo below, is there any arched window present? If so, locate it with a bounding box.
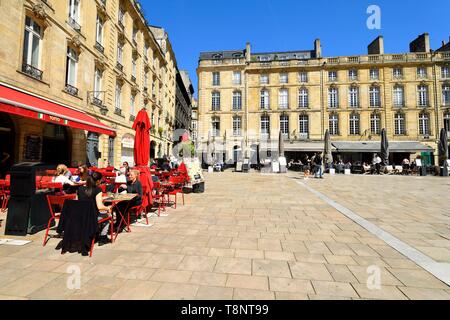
[232,91,242,110]
[444,112,450,134]
[232,116,242,136]
[211,116,220,136]
[211,92,220,111]
[418,112,430,135]
[442,84,450,106]
[370,113,381,135]
[280,115,289,137]
[298,114,309,137]
[260,89,270,109]
[22,16,43,79]
[369,85,381,107]
[329,113,339,135]
[393,85,405,107]
[349,113,360,135]
[349,86,359,108]
[260,115,270,138]
[65,47,78,92]
[417,85,429,107]
[298,88,309,108]
[328,87,339,108]
[394,112,406,135]
[279,89,289,109]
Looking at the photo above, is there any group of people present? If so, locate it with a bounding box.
[288,153,324,179]
[52,162,143,246]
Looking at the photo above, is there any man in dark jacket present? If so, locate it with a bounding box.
[314,153,324,179]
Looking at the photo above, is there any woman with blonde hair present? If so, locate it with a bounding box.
[53,164,76,186]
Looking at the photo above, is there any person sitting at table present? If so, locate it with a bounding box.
[53,164,77,187]
[115,169,143,227]
[77,171,112,246]
[77,165,89,182]
[161,160,171,172]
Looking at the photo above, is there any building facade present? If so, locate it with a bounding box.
[0,0,177,174]
[197,34,450,165]
[175,70,194,136]
[191,97,198,143]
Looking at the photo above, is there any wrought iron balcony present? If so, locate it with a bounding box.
[65,84,79,96]
[131,75,136,83]
[118,20,124,30]
[92,97,103,107]
[22,63,43,80]
[114,108,122,116]
[116,62,123,72]
[68,17,81,32]
[94,42,104,53]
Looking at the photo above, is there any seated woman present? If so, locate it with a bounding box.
[53,164,77,187]
[77,165,89,182]
[115,170,143,227]
[77,171,112,245]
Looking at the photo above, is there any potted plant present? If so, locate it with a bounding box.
[158,127,163,136]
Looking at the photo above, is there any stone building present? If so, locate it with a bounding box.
[0,0,177,174]
[197,34,450,166]
[191,97,198,143]
[175,70,194,136]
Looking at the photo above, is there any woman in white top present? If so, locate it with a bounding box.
[53,164,76,186]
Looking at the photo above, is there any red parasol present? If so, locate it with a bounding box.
[132,109,153,211]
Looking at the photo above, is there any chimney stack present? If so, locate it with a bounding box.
[409,33,430,53]
[314,39,322,58]
[245,42,251,63]
[368,36,384,55]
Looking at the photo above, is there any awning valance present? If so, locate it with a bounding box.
[284,141,335,152]
[332,141,433,153]
[0,84,116,136]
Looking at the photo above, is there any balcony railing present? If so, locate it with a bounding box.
[68,17,81,32]
[131,75,136,83]
[92,97,103,107]
[116,62,123,72]
[118,20,124,30]
[114,108,122,116]
[94,42,104,53]
[65,84,79,96]
[22,63,43,80]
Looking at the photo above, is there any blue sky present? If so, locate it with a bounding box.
[142,0,450,96]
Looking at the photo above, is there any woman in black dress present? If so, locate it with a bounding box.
[77,171,112,245]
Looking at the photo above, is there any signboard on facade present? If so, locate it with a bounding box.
[23,135,41,161]
[122,135,135,149]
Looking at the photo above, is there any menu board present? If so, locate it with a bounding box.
[23,135,41,161]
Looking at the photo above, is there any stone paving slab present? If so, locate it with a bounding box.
[0,171,449,299]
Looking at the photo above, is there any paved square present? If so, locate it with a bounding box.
[0,171,449,300]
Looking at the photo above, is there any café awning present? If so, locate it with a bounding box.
[332,141,433,153]
[284,141,336,152]
[0,83,116,136]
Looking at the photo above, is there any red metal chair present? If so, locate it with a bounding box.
[0,180,10,213]
[164,176,185,209]
[89,212,115,257]
[152,181,166,216]
[127,204,149,227]
[43,194,77,246]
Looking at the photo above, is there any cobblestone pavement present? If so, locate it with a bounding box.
[0,171,449,300]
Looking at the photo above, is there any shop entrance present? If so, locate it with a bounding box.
[0,113,15,177]
[41,123,70,165]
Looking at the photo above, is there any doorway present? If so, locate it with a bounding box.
[0,113,15,177]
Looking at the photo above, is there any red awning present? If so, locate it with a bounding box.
[0,84,116,136]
